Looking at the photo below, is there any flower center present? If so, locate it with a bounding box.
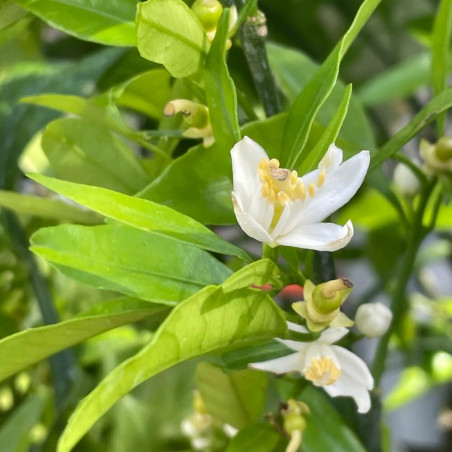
[304,356,341,386]
[258,158,307,206]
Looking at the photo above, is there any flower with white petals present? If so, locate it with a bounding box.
[250,322,374,413]
[231,137,370,251]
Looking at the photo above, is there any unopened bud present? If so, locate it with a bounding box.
[0,386,13,411]
[420,138,452,173]
[30,423,47,444]
[393,163,420,197]
[14,372,31,395]
[192,0,223,33]
[281,399,309,433]
[355,302,392,338]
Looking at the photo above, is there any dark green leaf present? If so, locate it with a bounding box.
[226,423,281,452]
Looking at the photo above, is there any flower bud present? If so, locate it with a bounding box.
[281,399,309,434]
[420,138,452,174]
[164,99,214,147]
[292,279,354,332]
[355,302,392,338]
[192,0,223,33]
[393,162,420,197]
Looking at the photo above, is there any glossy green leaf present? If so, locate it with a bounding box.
[302,387,366,452]
[357,52,452,106]
[30,224,232,304]
[115,69,171,119]
[29,173,251,261]
[0,298,167,382]
[0,48,122,190]
[15,0,137,46]
[280,0,381,168]
[431,0,452,134]
[370,88,452,170]
[204,8,241,152]
[136,0,208,78]
[299,84,352,174]
[196,362,267,429]
[0,190,100,224]
[41,118,150,194]
[225,423,281,452]
[267,43,375,151]
[56,261,287,452]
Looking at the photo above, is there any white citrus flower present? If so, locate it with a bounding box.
[250,322,374,413]
[355,302,392,338]
[231,137,370,251]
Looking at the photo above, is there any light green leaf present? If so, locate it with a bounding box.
[431,0,452,135]
[196,362,267,429]
[56,261,287,452]
[30,224,232,304]
[0,190,99,224]
[29,173,251,261]
[136,0,208,78]
[204,8,241,152]
[357,52,452,106]
[267,43,375,151]
[302,387,366,452]
[225,423,280,452]
[115,69,171,119]
[14,0,137,46]
[41,118,150,194]
[0,298,167,382]
[299,84,352,174]
[281,0,381,168]
[370,88,452,170]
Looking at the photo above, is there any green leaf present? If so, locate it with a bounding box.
[267,43,375,151]
[0,190,100,224]
[196,362,268,429]
[56,262,287,452]
[299,84,352,174]
[204,8,241,152]
[29,173,251,261]
[115,69,172,119]
[370,88,452,170]
[0,48,122,189]
[41,118,150,194]
[136,0,208,78]
[0,394,47,452]
[431,0,452,135]
[280,0,381,168]
[226,423,281,452]
[14,0,137,46]
[30,224,232,304]
[357,52,452,106]
[302,387,366,452]
[0,298,167,382]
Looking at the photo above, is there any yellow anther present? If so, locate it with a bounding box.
[317,169,326,187]
[294,181,306,201]
[290,170,298,183]
[304,356,341,386]
[270,158,280,167]
[308,183,316,197]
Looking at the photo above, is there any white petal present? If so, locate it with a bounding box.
[275,221,354,251]
[247,185,274,232]
[332,346,374,390]
[276,338,308,352]
[270,201,306,239]
[323,373,371,413]
[249,352,302,374]
[287,321,309,334]
[319,327,349,344]
[231,136,267,206]
[303,342,340,371]
[301,151,370,224]
[232,192,274,244]
[302,144,344,186]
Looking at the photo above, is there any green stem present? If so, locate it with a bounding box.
[236,1,281,117]
[393,153,428,186]
[262,243,278,262]
[135,137,171,160]
[372,180,436,385]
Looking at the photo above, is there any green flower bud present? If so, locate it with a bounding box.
[420,138,452,173]
[283,412,306,433]
[435,137,452,162]
[314,278,353,314]
[191,0,223,32]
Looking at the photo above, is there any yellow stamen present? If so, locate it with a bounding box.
[308,183,316,198]
[304,356,341,386]
[317,169,326,187]
[258,158,307,207]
